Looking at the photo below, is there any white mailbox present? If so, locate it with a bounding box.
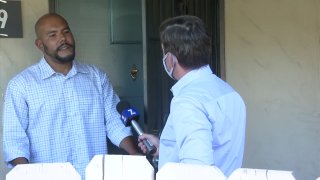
[6,162,81,180]
[228,168,296,180]
[156,163,226,180]
[86,155,154,180]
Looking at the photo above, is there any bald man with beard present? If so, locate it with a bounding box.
[3,13,139,179]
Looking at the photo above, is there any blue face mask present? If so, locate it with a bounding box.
[162,53,177,79]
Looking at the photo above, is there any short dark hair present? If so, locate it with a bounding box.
[159,15,211,69]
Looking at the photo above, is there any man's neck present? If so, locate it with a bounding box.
[174,64,191,80]
[44,57,73,75]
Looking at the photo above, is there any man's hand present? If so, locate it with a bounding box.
[138,133,159,157]
[10,157,29,166]
[119,136,142,155]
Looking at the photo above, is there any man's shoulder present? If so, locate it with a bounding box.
[5,63,40,93]
[10,63,40,83]
[75,61,104,74]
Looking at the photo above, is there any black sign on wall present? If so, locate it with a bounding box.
[0,0,22,38]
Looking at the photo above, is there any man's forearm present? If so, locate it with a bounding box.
[10,157,29,166]
[119,136,140,155]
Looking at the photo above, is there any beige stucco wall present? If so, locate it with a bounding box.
[0,0,319,180]
[225,0,320,179]
[0,0,48,179]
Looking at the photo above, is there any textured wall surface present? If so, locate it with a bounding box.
[0,1,48,179]
[225,1,320,179]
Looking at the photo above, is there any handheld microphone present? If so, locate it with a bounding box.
[116,101,157,155]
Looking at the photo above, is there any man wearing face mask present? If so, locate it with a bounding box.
[138,15,246,177]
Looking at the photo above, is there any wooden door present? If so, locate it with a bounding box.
[54,0,144,154]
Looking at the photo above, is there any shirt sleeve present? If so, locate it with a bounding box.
[101,73,132,147]
[171,97,214,165]
[3,79,30,167]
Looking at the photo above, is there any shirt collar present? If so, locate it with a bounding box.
[38,57,89,79]
[171,65,213,96]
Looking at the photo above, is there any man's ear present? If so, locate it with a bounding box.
[35,39,44,51]
[168,53,178,67]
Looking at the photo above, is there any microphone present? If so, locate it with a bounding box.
[116,101,157,155]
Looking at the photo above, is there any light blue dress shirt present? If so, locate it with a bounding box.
[159,65,246,176]
[3,58,132,179]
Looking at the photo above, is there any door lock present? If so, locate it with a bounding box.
[130,64,139,80]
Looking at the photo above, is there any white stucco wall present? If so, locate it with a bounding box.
[0,1,48,179]
[225,1,320,179]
